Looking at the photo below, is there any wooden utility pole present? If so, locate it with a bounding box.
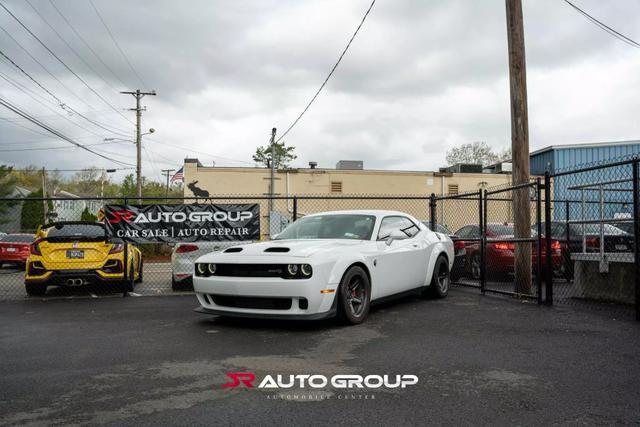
[506,0,532,294]
[121,89,156,203]
[161,169,175,200]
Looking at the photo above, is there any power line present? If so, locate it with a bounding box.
[0,2,135,124]
[0,116,51,138]
[0,95,134,166]
[0,48,131,138]
[10,166,133,172]
[0,140,129,152]
[89,0,147,88]
[0,23,91,108]
[0,62,115,138]
[148,138,256,166]
[275,0,376,143]
[48,0,128,88]
[563,0,640,48]
[24,0,123,95]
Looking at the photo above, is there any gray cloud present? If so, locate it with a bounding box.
[1,0,638,180]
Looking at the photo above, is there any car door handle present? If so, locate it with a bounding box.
[411,243,419,248]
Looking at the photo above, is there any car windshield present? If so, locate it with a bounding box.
[0,234,34,243]
[275,214,376,240]
[46,223,106,241]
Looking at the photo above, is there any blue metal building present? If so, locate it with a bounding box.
[529,140,640,221]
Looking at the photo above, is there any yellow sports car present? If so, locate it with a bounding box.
[24,221,143,296]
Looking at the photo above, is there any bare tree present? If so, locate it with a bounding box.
[446,142,510,166]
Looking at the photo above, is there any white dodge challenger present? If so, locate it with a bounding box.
[193,210,454,324]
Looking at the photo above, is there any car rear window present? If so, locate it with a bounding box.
[0,234,34,243]
[487,224,514,235]
[46,223,106,240]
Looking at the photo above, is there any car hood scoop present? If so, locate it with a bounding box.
[264,247,290,253]
[214,239,364,258]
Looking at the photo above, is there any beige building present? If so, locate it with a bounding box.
[182,159,517,238]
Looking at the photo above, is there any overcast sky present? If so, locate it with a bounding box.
[0,0,638,182]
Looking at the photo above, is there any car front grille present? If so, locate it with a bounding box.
[209,294,292,310]
[214,264,287,278]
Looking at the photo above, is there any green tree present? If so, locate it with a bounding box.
[446,142,511,166]
[20,189,53,232]
[116,174,182,204]
[253,141,297,168]
[0,165,17,226]
[80,207,98,222]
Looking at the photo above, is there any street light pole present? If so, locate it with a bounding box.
[121,89,156,203]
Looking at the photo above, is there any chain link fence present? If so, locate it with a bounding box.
[432,158,639,320]
[2,159,638,321]
[0,194,430,300]
[546,160,637,316]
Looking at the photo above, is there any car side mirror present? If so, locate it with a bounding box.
[385,230,408,246]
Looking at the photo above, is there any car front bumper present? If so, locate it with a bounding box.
[193,272,339,319]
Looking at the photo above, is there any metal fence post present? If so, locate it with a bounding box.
[536,179,543,304]
[122,197,129,298]
[481,189,487,293]
[292,196,298,222]
[544,171,553,305]
[430,193,436,231]
[632,160,640,321]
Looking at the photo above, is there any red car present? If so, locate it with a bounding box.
[0,233,35,269]
[454,223,562,280]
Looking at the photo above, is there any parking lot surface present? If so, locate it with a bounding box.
[1,289,639,425]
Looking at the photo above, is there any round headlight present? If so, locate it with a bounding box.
[196,263,207,275]
[207,263,216,275]
[287,264,299,276]
[301,264,312,277]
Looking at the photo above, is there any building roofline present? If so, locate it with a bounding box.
[184,161,509,176]
[530,139,640,157]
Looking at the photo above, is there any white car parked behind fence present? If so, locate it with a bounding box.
[171,241,251,290]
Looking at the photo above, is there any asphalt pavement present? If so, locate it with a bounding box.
[1,288,639,426]
[0,262,174,299]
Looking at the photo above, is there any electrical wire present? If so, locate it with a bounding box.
[0,140,129,152]
[24,0,123,95]
[0,116,51,138]
[148,138,256,166]
[0,95,134,166]
[0,48,131,138]
[0,2,136,124]
[48,0,128,88]
[563,0,640,48]
[0,23,90,108]
[88,0,148,88]
[0,63,123,138]
[275,0,376,143]
[10,167,133,172]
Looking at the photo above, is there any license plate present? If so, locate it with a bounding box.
[615,244,627,251]
[66,250,84,259]
[6,247,16,252]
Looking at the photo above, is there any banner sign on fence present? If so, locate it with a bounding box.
[103,204,260,243]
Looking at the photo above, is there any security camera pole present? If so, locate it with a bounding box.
[121,89,156,203]
[505,0,531,293]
